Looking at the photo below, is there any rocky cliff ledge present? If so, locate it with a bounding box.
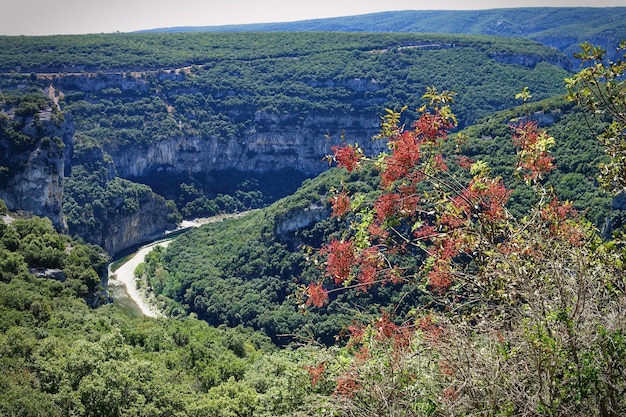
[1,102,175,255]
[490,51,571,71]
[69,185,173,255]
[64,142,176,255]
[0,109,73,230]
[112,111,384,179]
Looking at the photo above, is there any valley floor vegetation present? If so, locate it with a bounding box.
[0,202,326,416]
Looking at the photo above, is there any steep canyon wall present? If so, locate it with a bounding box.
[0,110,72,230]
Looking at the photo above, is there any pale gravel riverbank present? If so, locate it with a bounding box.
[107,210,256,317]
[107,240,171,318]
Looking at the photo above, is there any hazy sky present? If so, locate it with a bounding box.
[2,0,624,36]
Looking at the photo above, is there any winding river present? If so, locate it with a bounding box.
[107,239,172,317]
[106,212,254,317]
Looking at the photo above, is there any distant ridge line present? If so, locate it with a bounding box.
[136,8,626,63]
[136,7,626,34]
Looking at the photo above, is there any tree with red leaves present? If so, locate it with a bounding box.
[302,85,626,416]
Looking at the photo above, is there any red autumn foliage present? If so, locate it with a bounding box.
[335,375,361,398]
[310,106,550,307]
[373,193,399,221]
[357,263,378,292]
[432,236,465,261]
[305,282,329,308]
[306,77,626,414]
[413,223,437,240]
[412,111,453,141]
[457,155,474,169]
[417,316,443,341]
[346,321,366,348]
[540,197,576,223]
[330,192,351,218]
[540,198,586,246]
[381,131,422,185]
[332,144,362,172]
[512,121,555,182]
[450,178,512,226]
[442,386,459,402]
[304,362,327,386]
[373,190,421,223]
[367,222,388,239]
[374,312,400,340]
[439,360,455,377]
[320,239,357,285]
[309,96,596,406]
[431,153,449,172]
[427,261,454,294]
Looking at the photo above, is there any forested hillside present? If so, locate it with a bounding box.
[1,32,572,253]
[0,32,566,73]
[0,204,326,416]
[143,8,626,63]
[1,15,625,415]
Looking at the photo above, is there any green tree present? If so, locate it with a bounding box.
[566,41,626,194]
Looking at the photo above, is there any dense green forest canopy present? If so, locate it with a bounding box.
[0,32,571,134]
[0,32,565,73]
[140,8,626,63]
[0,206,324,416]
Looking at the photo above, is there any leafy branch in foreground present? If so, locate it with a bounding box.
[566,41,626,194]
[301,86,626,416]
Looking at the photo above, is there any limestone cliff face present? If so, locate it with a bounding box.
[53,72,152,93]
[273,203,332,250]
[0,102,174,254]
[490,51,571,71]
[65,143,174,255]
[602,192,626,240]
[103,199,171,255]
[0,110,73,230]
[112,111,385,179]
[69,187,172,256]
[4,140,66,228]
[275,204,330,237]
